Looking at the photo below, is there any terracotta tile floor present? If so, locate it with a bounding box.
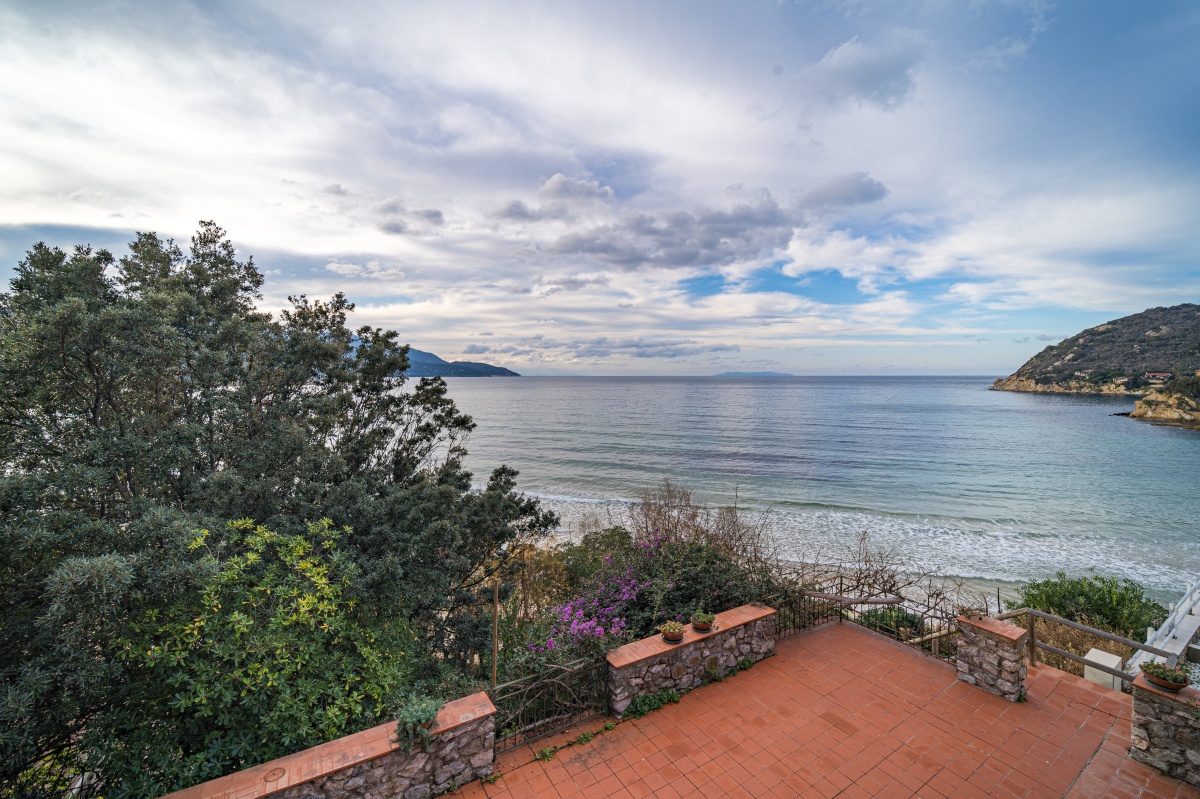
[461,623,1200,799]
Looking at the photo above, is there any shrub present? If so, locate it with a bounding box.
[109,519,416,794]
[691,610,716,626]
[1006,571,1167,638]
[626,688,681,719]
[1164,375,1200,400]
[395,694,444,752]
[857,607,926,641]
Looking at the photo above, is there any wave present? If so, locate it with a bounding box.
[529,492,1194,596]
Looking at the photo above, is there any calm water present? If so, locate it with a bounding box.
[444,376,1199,597]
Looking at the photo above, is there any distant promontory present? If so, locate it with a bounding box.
[406,347,520,377]
[991,303,1200,396]
[714,371,795,377]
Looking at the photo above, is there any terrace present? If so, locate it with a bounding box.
[462,623,1200,799]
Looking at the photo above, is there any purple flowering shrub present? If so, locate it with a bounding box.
[517,527,770,663]
[525,568,648,663]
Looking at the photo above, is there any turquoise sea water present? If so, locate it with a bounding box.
[444,376,1199,597]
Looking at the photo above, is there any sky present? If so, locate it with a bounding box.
[2,0,1198,375]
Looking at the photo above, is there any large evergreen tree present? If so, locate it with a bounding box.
[0,223,555,796]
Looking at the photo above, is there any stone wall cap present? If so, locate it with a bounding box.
[1132,674,1200,707]
[956,614,1028,644]
[607,603,775,670]
[159,691,495,799]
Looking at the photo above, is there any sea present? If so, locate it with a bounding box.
[444,376,1199,601]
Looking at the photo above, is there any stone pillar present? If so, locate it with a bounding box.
[1130,675,1200,788]
[955,615,1028,702]
[607,604,777,718]
[160,692,497,799]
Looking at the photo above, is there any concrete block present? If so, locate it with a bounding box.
[1083,648,1125,691]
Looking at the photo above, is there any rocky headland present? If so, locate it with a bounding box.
[989,375,1145,395]
[991,303,1200,397]
[1129,389,1200,429]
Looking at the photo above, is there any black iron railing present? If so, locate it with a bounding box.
[765,578,962,664]
[765,589,843,639]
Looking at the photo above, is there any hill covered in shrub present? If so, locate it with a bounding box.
[993,303,1200,394]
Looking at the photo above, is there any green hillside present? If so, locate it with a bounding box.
[994,303,1200,393]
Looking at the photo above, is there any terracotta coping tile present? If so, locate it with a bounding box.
[1132,674,1200,707]
[161,692,496,799]
[606,604,776,669]
[955,614,1028,644]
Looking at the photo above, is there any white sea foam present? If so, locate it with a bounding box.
[534,494,1194,597]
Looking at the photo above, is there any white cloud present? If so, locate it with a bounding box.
[325,260,406,279]
[795,30,928,110]
[1,0,1197,374]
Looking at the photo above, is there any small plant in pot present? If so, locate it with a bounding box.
[1140,661,1192,691]
[690,610,716,633]
[395,693,445,752]
[659,620,686,643]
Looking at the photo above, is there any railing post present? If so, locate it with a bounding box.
[1027,611,1037,666]
[492,580,499,689]
[837,574,844,624]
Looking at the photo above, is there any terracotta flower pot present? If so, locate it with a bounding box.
[691,621,712,633]
[662,630,684,643]
[1144,673,1189,692]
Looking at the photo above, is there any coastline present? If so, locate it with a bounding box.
[990,375,1145,396]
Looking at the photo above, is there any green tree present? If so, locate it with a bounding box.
[102,519,415,796]
[0,224,555,795]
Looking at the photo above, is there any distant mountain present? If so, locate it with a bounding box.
[405,347,520,377]
[714,371,795,377]
[992,303,1200,395]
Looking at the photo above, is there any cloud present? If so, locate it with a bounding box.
[493,200,540,221]
[2,1,1197,375]
[1036,333,1058,341]
[538,173,614,203]
[491,198,575,222]
[541,336,741,360]
[1012,336,1029,343]
[378,199,405,215]
[968,1,1055,73]
[324,259,405,279]
[783,229,898,288]
[463,343,490,354]
[801,172,889,208]
[534,275,610,295]
[796,31,927,110]
[551,192,793,270]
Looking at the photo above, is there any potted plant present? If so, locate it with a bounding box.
[690,610,716,633]
[395,693,444,752]
[1140,661,1192,692]
[659,620,686,643]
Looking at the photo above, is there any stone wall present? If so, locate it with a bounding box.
[162,693,496,799]
[1130,676,1200,788]
[607,604,776,718]
[955,615,1028,703]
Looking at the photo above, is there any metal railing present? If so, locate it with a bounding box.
[767,589,844,639]
[996,607,1177,684]
[489,657,608,752]
[766,582,963,664]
